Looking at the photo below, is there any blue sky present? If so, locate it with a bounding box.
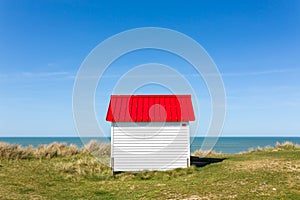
[0,0,300,137]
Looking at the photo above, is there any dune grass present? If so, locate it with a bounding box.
[0,141,299,199]
[0,140,110,159]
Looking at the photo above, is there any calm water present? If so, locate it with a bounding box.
[0,137,299,154]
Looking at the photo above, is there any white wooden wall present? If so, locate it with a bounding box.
[111,122,190,172]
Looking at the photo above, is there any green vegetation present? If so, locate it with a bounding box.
[0,141,299,199]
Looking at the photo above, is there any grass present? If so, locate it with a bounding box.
[0,141,299,199]
[0,140,110,159]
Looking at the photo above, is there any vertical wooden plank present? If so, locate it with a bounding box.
[174,96,181,122]
[143,96,149,122]
[165,96,172,122]
[128,96,134,122]
[118,96,126,122]
[170,96,177,122]
[131,96,138,122]
[148,96,155,122]
[178,96,187,121]
[111,96,119,122]
[136,97,143,122]
[186,96,195,121]
[156,96,160,122]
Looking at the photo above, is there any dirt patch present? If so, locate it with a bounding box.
[183,194,237,200]
[234,159,300,172]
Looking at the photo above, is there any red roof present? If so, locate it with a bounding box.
[106,95,195,122]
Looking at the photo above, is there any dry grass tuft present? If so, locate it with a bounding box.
[0,142,35,159]
[191,150,221,157]
[233,158,300,172]
[275,141,300,150]
[83,140,111,157]
[34,143,79,159]
[238,141,300,154]
[0,140,110,160]
[54,156,111,178]
[191,141,300,156]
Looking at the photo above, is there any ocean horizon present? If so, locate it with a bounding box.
[0,136,299,154]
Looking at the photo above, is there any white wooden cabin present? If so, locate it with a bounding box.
[106,95,195,172]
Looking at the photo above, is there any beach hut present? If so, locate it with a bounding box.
[106,94,195,172]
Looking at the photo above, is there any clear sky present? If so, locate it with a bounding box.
[1,0,300,137]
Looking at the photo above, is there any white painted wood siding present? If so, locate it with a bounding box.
[111,122,190,172]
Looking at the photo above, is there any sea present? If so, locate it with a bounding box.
[0,137,299,154]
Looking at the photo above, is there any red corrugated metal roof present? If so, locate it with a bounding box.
[106,95,195,122]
